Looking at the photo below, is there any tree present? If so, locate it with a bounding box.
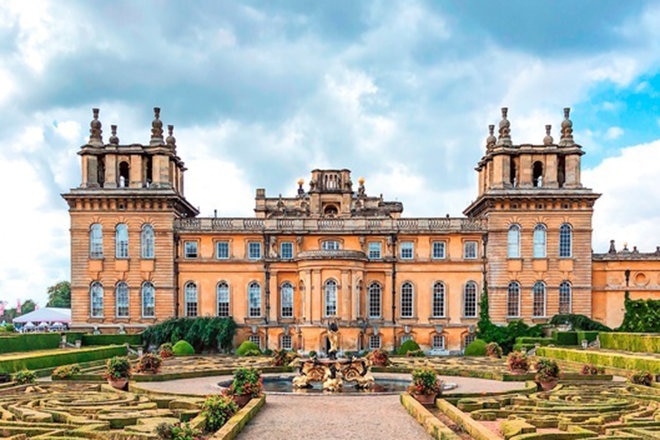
[21,299,37,315]
[46,281,71,308]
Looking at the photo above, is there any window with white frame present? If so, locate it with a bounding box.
[400,282,414,317]
[506,281,520,317]
[432,241,446,259]
[184,282,198,317]
[115,282,129,317]
[280,242,294,259]
[141,224,154,259]
[559,281,572,314]
[248,335,261,349]
[216,241,230,259]
[217,281,230,317]
[90,282,104,317]
[463,281,477,317]
[142,282,155,317]
[115,224,129,258]
[432,282,445,318]
[248,241,262,260]
[464,333,476,348]
[368,242,382,259]
[369,334,381,349]
[463,241,478,259]
[432,334,445,350]
[532,281,546,317]
[368,282,381,318]
[322,240,340,250]
[400,335,412,344]
[184,241,198,259]
[281,334,292,350]
[559,223,572,258]
[507,224,521,258]
[90,223,103,258]
[280,282,294,318]
[400,241,414,260]
[248,282,262,317]
[324,280,337,316]
[533,224,547,258]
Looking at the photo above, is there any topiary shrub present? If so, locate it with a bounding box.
[236,340,261,356]
[172,340,195,356]
[201,394,238,432]
[485,342,503,358]
[13,369,36,385]
[397,339,421,355]
[52,364,81,379]
[135,353,163,374]
[159,342,174,359]
[406,349,425,357]
[464,338,487,356]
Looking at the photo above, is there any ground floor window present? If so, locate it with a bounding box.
[281,334,292,350]
[464,333,476,348]
[432,334,445,350]
[369,335,381,350]
[249,335,261,349]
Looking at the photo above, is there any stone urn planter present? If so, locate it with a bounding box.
[411,393,437,405]
[107,378,129,390]
[538,379,558,391]
[231,393,251,408]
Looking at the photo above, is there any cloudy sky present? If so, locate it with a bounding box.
[1,0,659,308]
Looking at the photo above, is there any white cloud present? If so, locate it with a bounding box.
[604,126,624,140]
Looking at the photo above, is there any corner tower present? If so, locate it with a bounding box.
[62,108,198,332]
[464,108,600,324]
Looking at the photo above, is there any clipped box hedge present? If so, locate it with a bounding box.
[516,337,553,345]
[576,331,599,344]
[81,334,142,346]
[599,332,660,353]
[536,346,660,373]
[0,332,84,354]
[551,331,578,346]
[0,345,126,373]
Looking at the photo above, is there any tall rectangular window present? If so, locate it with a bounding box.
[400,242,414,260]
[463,241,478,259]
[90,224,103,258]
[249,335,261,349]
[280,242,293,259]
[368,242,382,259]
[463,281,477,317]
[369,335,381,349]
[248,242,262,260]
[281,335,292,350]
[216,241,230,259]
[115,224,129,259]
[431,241,446,259]
[184,241,198,259]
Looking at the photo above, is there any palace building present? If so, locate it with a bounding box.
[62,107,660,352]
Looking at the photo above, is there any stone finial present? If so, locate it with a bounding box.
[608,239,616,254]
[486,124,496,150]
[496,107,512,146]
[559,107,574,146]
[88,108,103,146]
[150,107,164,145]
[166,124,176,147]
[109,125,119,145]
[297,178,305,197]
[543,124,553,145]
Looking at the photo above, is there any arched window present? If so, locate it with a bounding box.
[463,281,477,317]
[559,223,572,257]
[90,223,103,258]
[115,282,129,317]
[400,282,414,318]
[557,156,566,188]
[532,161,543,187]
[533,224,546,258]
[507,281,520,317]
[507,224,521,258]
[510,157,518,187]
[184,282,198,317]
[324,280,337,317]
[432,282,445,318]
[280,282,294,318]
[118,161,129,187]
[248,282,261,317]
[141,224,155,259]
[90,282,104,317]
[368,282,381,318]
[115,223,129,258]
[559,281,572,314]
[217,281,230,317]
[532,281,546,317]
[142,282,155,317]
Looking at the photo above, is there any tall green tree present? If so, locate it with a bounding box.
[46,281,71,308]
[21,299,37,315]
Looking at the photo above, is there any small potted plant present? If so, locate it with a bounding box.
[159,343,174,359]
[630,370,653,387]
[580,364,603,376]
[367,348,390,367]
[104,356,132,390]
[485,342,503,359]
[534,358,560,391]
[506,351,529,375]
[408,366,442,405]
[135,352,163,374]
[224,367,263,407]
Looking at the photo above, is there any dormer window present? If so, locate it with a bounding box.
[322,240,340,250]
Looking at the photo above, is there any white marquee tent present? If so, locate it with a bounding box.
[12,308,71,325]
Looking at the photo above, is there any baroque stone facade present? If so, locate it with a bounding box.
[62,107,660,352]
